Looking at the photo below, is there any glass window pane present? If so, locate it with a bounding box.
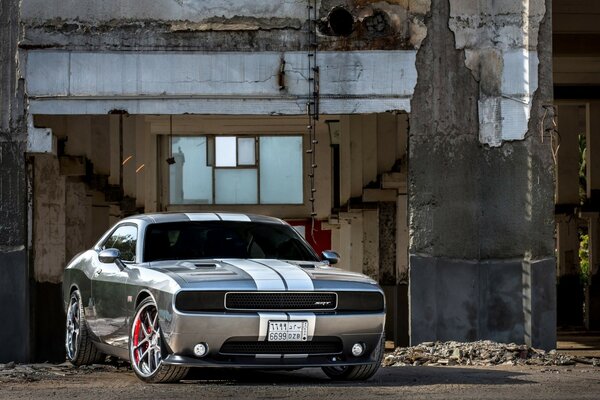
[169,137,213,204]
[215,136,237,167]
[105,225,137,262]
[215,169,258,204]
[259,136,303,204]
[237,137,256,165]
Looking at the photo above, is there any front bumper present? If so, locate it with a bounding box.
[162,311,385,367]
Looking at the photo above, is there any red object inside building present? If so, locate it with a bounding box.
[286,219,332,257]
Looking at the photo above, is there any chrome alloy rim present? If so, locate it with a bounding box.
[65,295,80,360]
[131,303,162,377]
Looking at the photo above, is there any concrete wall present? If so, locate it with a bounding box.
[0,0,30,363]
[20,0,429,52]
[25,50,417,115]
[408,0,556,349]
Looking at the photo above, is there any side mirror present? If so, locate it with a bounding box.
[321,250,340,265]
[98,248,121,264]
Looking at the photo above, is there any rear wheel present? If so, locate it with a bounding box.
[322,336,384,381]
[129,297,188,383]
[65,289,105,366]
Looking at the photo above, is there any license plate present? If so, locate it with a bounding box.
[267,321,308,342]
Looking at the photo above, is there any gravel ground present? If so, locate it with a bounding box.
[1,363,600,400]
[2,340,599,400]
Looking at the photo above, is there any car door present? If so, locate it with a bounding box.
[88,224,138,348]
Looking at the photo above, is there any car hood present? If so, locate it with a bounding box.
[148,258,379,290]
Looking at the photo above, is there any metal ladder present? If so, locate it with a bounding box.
[306,0,320,238]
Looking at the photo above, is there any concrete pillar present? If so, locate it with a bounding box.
[362,209,379,280]
[556,216,579,277]
[0,0,30,362]
[409,0,555,349]
[556,105,582,206]
[32,155,67,362]
[556,105,584,326]
[144,121,159,212]
[556,214,583,327]
[135,117,146,208]
[586,102,600,200]
[586,102,600,327]
[587,213,600,329]
[585,102,600,329]
[395,194,409,346]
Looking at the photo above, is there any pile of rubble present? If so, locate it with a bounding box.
[384,340,600,368]
[0,359,129,382]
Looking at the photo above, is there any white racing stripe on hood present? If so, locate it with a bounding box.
[221,259,285,290]
[251,259,314,291]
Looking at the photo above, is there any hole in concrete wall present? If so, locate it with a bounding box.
[327,7,354,36]
[363,11,390,35]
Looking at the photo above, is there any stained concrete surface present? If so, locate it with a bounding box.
[409,255,556,350]
[0,0,29,363]
[408,0,555,349]
[2,366,600,400]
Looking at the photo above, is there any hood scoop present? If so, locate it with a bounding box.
[194,263,218,269]
[298,264,316,269]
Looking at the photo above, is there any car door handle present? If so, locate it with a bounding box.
[94,269,102,276]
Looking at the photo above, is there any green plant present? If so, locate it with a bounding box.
[579,233,590,284]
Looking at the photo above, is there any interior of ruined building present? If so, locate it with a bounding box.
[554,0,600,334]
[29,114,410,360]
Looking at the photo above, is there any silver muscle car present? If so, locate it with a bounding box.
[63,213,386,383]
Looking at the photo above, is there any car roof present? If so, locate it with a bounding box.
[121,212,286,225]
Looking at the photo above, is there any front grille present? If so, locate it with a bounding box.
[225,292,337,311]
[220,339,343,355]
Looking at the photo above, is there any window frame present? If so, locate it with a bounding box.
[100,223,139,264]
[167,133,304,206]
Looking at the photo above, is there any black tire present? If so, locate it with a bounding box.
[65,289,105,366]
[322,336,384,381]
[129,297,189,383]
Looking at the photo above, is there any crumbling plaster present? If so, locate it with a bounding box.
[448,0,546,147]
[22,0,312,23]
[21,0,430,52]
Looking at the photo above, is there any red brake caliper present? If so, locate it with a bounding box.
[133,317,141,364]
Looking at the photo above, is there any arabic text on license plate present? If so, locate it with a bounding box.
[267,321,308,342]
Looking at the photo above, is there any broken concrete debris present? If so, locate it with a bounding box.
[0,358,130,382]
[384,341,600,367]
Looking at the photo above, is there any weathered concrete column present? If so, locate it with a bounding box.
[0,0,30,362]
[409,0,556,349]
[586,213,600,329]
[586,102,600,329]
[556,105,584,326]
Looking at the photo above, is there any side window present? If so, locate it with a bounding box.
[104,225,138,262]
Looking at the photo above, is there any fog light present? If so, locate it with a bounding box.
[193,343,208,357]
[351,343,365,357]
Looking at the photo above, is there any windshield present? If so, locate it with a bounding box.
[144,221,320,262]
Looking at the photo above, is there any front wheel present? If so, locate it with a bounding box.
[322,336,384,381]
[129,297,188,383]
